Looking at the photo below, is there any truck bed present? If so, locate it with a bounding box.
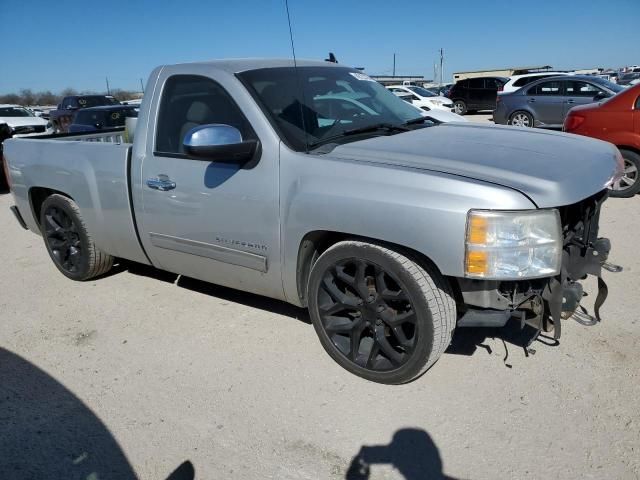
[3,129,149,265]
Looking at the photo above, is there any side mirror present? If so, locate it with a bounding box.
[183,124,258,162]
[66,105,78,110]
[593,92,610,101]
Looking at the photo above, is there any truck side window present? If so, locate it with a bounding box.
[155,75,256,154]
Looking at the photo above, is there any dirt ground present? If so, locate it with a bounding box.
[1,162,639,479]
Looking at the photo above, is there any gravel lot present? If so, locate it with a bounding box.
[1,133,639,478]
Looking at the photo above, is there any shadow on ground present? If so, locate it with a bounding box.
[445,319,555,364]
[346,428,460,480]
[0,347,194,480]
[112,261,556,364]
[116,260,310,324]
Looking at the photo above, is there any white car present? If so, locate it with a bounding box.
[313,92,466,126]
[386,85,454,112]
[501,72,572,93]
[0,104,54,137]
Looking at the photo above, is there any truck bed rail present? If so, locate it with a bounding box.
[25,127,129,144]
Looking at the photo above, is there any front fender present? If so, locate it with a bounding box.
[279,148,536,305]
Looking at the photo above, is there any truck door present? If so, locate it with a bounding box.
[135,73,284,300]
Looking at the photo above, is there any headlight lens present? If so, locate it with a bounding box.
[46,121,53,129]
[465,209,562,279]
[605,149,625,188]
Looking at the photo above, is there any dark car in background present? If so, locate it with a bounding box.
[493,75,624,128]
[49,95,120,133]
[68,105,138,133]
[446,77,508,115]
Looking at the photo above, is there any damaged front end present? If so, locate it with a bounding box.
[457,190,621,339]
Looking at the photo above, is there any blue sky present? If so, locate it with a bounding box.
[2,0,639,94]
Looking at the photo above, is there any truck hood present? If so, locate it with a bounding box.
[329,123,620,208]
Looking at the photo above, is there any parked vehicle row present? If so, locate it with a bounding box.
[493,75,623,129]
[49,95,120,133]
[3,59,621,383]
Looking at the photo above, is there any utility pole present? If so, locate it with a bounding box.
[105,77,111,95]
[393,53,396,77]
[140,78,145,94]
[439,48,444,86]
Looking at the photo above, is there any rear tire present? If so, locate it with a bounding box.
[453,100,467,115]
[509,110,534,127]
[40,194,114,280]
[609,149,640,198]
[307,240,456,384]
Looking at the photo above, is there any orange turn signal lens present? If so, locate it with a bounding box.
[465,250,488,275]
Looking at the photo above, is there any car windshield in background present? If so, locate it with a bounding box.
[238,67,424,151]
[588,77,625,93]
[77,96,120,108]
[0,107,34,117]
[408,86,437,97]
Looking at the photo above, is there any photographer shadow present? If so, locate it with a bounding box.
[346,428,460,480]
[0,347,194,480]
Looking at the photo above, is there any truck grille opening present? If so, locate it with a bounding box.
[557,190,608,249]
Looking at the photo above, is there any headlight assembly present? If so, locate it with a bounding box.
[465,209,562,279]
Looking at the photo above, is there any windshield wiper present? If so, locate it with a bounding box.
[308,122,409,150]
[342,122,409,136]
[403,116,441,126]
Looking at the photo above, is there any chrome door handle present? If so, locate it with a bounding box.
[566,99,575,104]
[528,98,536,103]
[146,175,176,191]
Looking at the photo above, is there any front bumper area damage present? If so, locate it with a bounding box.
[457,190,621,339]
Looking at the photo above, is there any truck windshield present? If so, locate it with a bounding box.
[238,66,423,151]
[0,106,34,117]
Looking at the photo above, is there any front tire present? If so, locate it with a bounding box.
[307,241,456,384]
[609,149,640,198]
[40,194,114,280]
[509,110,534,127]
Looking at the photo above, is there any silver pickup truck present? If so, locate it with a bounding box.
[4,59,623,384]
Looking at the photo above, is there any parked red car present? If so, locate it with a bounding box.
[564,84,640,197]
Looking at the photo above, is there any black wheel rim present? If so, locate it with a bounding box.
[44,206,82,273]
[317,259,418,372]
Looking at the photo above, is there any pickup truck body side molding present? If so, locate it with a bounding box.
[148,232,268,273]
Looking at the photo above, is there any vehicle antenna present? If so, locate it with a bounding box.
[284,0,309,153]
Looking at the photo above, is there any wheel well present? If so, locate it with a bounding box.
[29,187,72,228]
[295,230,459,307]
[617,145,640,156]
[509,109,533,118]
